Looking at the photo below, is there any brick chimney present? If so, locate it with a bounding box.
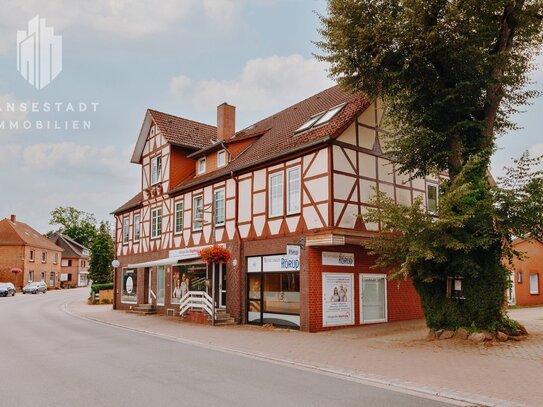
[217,103,235,141]
[10,214,16,222]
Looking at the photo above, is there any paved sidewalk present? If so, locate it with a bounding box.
[67,300,543,407]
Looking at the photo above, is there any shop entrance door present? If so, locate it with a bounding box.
[218,264,226,308]
[360,274,387,324]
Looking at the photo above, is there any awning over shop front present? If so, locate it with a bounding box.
[11,267,22,273]
[127,258,181,269]
[127,257,206,269]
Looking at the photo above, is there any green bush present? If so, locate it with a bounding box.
[90,283,113,293]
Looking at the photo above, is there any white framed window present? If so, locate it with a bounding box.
[214,189,225,226]
[269,171,284,218]
[28,271,34,282]
[530,273,539,295]
[193,196,203,230]
[29,250,35,261]
[198,157,206,175]
[151,156,162,185]
[54,253,58,264]
[133,214,141,242]
[42,252,47,263]
[426,183,439,214]
[61,259,69,267]
[151,208,162,238]
[217,150,227,168]
[286,166,301,215]
[123,216,130,244]
[175,202,183,234]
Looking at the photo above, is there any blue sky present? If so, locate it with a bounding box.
[0,0,541,233]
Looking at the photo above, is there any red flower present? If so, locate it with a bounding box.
[198,245,232,264]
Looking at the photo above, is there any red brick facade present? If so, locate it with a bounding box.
[509,239,543,306]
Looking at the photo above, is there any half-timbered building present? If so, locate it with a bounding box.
[112,85,441,332]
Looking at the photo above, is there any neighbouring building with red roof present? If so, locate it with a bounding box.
[507,238,543,306]
[48,233,91,288]
[0,215,63,290]
[112,86,440,332]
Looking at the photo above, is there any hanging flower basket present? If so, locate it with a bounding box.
[198,245,232,264]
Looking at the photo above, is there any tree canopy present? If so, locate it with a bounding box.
[317,0,543,179]
[49,207,97,248]
[89,222,114,284]
[318,0,543,331]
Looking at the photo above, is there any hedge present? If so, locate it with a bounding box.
[90,283,114,293]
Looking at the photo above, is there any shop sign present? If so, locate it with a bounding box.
[322,273,354,327]
[248,253,300,272]
[322,251,354,267]
[286,244,301,259]
[169,243,226,261]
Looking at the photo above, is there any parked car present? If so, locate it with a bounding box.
[22,281,47,294]
[0,282,16,297]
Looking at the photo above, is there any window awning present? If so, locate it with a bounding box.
[127,258,181,269]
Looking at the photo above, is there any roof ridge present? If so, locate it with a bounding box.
[148,109,217,130]
[239,84,340,132]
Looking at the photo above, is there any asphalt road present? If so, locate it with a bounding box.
[0,289,454,407]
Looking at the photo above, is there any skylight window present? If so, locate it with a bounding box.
[294,103,346,134]
[295,112,325,133]
[313,103,346,126]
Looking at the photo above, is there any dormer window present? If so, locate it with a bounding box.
[198,157,206,175]
[151,156,162,185]
[217,150,227,168]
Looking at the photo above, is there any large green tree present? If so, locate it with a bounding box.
[318,0,543,331]
[49,207,97,248]
[88,222,114,284]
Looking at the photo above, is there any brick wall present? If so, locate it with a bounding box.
[510,240,543,306]
[306,245,423,332]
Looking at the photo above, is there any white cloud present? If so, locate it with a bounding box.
[170,54,334,119]
[0,94,29,138]
[0,0,246,54]
[0,144,22,164]
[22,142,132,177]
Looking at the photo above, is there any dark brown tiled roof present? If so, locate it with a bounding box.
[48,233,90,258]
[0,218,63,251]
[148,109,216,150]
[171,85,369,192]
[112,192,143,215]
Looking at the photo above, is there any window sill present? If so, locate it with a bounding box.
[150,235,161,240]
[268,214,283,219]
[286,211,301,217]
[214,223,225,228]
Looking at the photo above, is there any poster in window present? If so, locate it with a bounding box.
[322,273,354,327]
[122,269,137,303]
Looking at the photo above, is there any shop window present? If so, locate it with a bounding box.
[530,273,539,295]
[121,269,137,303]
[263,273,300,315]
[157,266,165,306]
[446,276,464,299]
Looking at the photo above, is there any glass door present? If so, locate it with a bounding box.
[218,264,227,308]
[157,266,165,306]
[360,274,387,323]
[247,274,262,324]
